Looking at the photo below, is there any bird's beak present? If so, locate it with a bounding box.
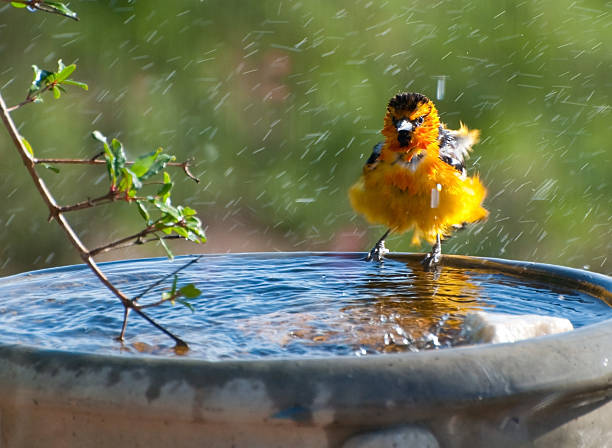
[396,119,413,146]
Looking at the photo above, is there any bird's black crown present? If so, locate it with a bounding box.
[388,92,430,112]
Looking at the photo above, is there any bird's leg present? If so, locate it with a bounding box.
[365,229,391,262]
[422,233,442,270]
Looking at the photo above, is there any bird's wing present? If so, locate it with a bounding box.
[364,142,383,167]
[438,123,479,175]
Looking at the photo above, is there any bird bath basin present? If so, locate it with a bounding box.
[0,253,610,447]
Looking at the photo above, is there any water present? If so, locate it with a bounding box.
[0,253,610,360]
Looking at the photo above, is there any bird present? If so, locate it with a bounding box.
[348,92,488,269]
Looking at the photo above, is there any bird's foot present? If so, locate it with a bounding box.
[421,251,441,271]
[365,240,389,262]
[421,244,442,271]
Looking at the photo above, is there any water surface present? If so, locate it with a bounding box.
[0,253,609,360]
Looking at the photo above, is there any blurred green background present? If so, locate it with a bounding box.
[0,0,610,275]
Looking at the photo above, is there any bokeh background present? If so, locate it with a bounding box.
[0,0,610,275]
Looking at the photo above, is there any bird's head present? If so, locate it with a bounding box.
[382,92,440,151]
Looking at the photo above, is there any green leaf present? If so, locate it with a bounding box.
[158,235,174,260]
[181,206,197,216]
[153,199,181,221]
[156,182,173,200]
[130,148,162,178]
[170,275,178,296]
[21,136,34,156]
[56,62,76,82]
[10,2,28,8]
[170,226,190,239]
[176,298,195,312]
[118,167,142,193]
[136,200,151,223]
[92,131,116,187]
[91,130,107,144]
[61,79,88,90]
[56,59,66,73]
[29,65,53,97]
[43,1,79,20]
[110,138,126,173]
[52,86,61,99]
[42,163,60,174]
[141,153,174,181]
[179,284,201,299]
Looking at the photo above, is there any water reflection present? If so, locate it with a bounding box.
[342,260,489,352]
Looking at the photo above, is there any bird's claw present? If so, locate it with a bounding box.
[365,240,389,262]
[421,241,442,270]
[421,251,441,270]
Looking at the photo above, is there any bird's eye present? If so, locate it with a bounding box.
[416,116,425,125]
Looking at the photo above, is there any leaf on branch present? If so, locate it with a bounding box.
[136,200,151,224]
[45,1,78,20]
[10,0,78,20]
[27,59,87,103]
[176,298,195,313]
[179,284,201,299]
[29,65,53,99]
[92,130,116,188]
[158,234,174,260]
[130,148,175,181]
[110,138,127,177]
[42,163,60,173]
[21,136,34,156]
[118,167,142,193]
[55,60,75,82]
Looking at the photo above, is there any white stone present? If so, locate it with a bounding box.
[342,425,439,448]
[461,311,574,344]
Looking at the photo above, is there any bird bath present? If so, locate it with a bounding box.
[0,253,610,447]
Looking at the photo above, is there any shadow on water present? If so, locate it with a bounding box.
[0,253,609,360]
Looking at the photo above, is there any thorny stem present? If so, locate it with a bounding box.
[0,92,188,348]
[34,157,200,183]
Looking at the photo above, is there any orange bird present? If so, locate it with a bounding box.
[349,92,488,268]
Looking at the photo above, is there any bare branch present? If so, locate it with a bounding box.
[57,191,117,213]
[6,98,36,112]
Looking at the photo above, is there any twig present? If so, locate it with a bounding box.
[57,191,117,213]
[33,157,200,182]
[88,225,156,257]
[133,255,202,304]
[88,234,183,257]
[7,98,36,112]
[6,80,54,112]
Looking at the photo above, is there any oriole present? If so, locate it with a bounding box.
[349,92,488,268]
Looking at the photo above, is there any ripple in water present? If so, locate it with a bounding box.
[0,253,609,360]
